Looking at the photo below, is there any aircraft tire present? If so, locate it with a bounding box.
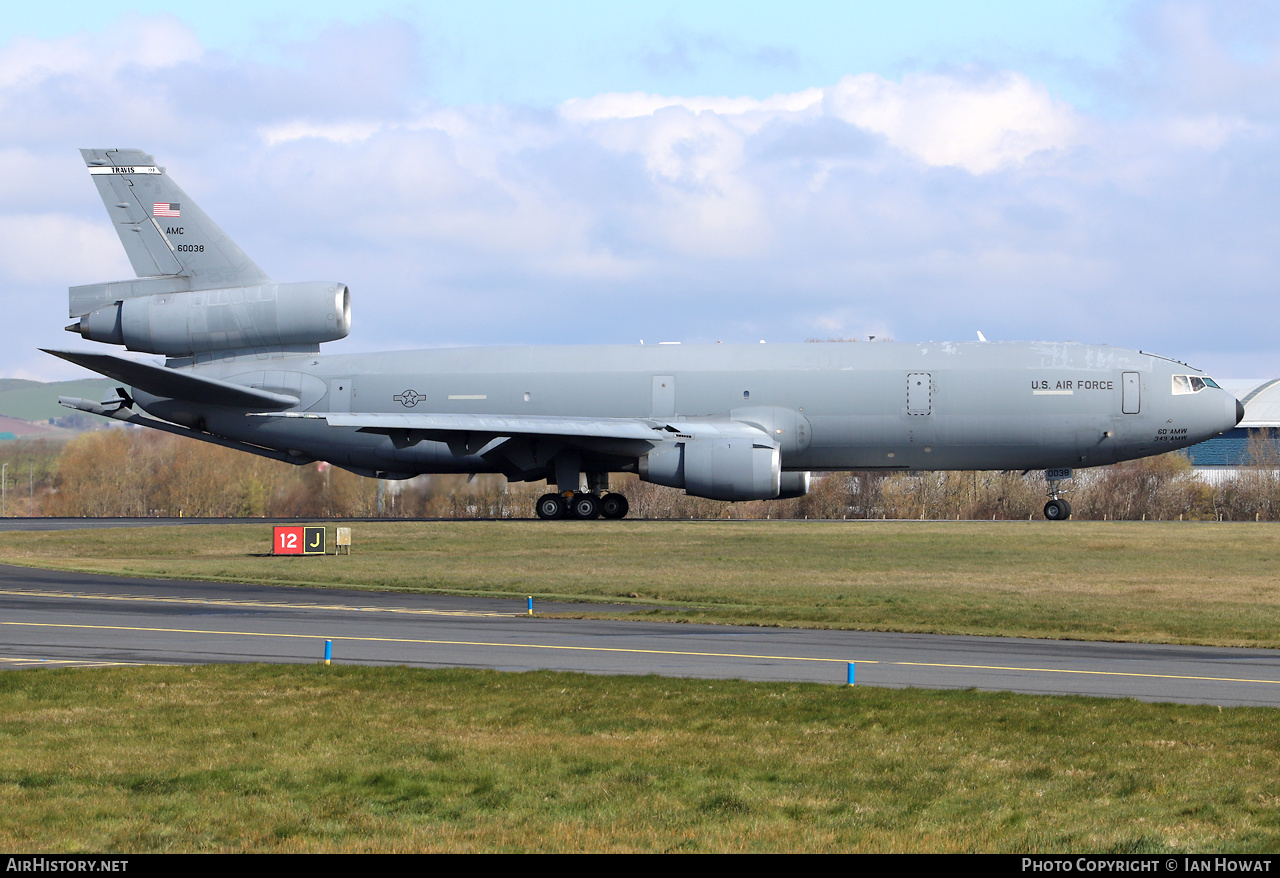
[600,492,629,519]
[536,493,567,520]
[1043,498,1071,521]
[570,493,601,519]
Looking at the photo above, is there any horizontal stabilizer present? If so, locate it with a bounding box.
[42,348,299,409]
[57,395,308,464]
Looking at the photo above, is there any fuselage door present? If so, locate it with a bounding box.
[907,372,932,415]
[1122,372,1140,414]
[652,375,675,417]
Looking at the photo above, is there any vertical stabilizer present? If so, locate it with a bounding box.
[80,148,271,289]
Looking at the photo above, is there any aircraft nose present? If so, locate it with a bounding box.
[1236,398,1246,426]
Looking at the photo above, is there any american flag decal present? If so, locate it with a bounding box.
[153,202,180,217]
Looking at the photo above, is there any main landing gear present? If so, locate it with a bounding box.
[1043,468,1073,521]
[535,491,630,520]
[537,459,629,520]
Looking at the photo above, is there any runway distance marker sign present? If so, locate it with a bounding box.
[273,526,326,555]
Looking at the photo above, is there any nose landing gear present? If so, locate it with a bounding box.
[1044,497,1072,520]
[1043,468,1073,521]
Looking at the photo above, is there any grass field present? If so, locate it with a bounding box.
[1,520,1278,646]
[3,521,1279,852]
[2,663,1277,853]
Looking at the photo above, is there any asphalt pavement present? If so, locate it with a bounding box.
[1,562,1277,706]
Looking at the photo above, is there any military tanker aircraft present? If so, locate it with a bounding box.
[50,149,1243,520]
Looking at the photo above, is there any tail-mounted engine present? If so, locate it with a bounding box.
[67,281,351,356]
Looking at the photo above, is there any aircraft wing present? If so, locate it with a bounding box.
[249,411,774,476]
[42,348,300,410]
[255,411,672,443]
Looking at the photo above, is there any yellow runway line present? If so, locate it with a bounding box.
[0,588,518,618]
[6,621,1278,687]
[0,655,140,668]
[2,620,872,665]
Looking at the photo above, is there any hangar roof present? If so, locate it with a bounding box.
[1218,379,1280,428]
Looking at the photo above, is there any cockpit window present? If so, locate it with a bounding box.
[1172,374,1218,394]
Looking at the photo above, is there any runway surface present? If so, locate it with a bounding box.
[1,563,1278,707]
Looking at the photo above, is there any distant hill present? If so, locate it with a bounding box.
[0,379,117,423]
[0,414,76,440]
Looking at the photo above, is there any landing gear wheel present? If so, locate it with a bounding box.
[1044,498,1071,521]
[570,493,601,520]
[536,493,567,520]
[600,492,629,519]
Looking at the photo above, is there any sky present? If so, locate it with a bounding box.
[2,0,1279,380]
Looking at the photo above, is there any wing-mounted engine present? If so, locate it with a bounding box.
[777,471,811,499]
[640,423,782,501]
[729,405,812,455]
[67,281,351,356]
[728,405,812,499]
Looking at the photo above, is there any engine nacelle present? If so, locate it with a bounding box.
[777,471,811,499]
[70,282,351,355]
[640,434,781,501]
[730,405,812,455]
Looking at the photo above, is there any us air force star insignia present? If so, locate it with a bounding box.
[393,390,424,407]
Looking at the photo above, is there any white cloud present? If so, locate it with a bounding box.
[0,15,200,89]
[259,120,385,146]
[559,74,1080,176]
[1162,113,1257,150]
[560,88,824,123]
[1,5,1279,381]
[825,72,1081,173]
[0,214,128,286]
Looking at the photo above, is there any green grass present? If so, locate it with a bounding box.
[2,520,1279,647]
[1,664,1277,852]
[4,522,1277,852]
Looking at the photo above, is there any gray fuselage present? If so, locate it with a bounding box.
[134,340,1241,482]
